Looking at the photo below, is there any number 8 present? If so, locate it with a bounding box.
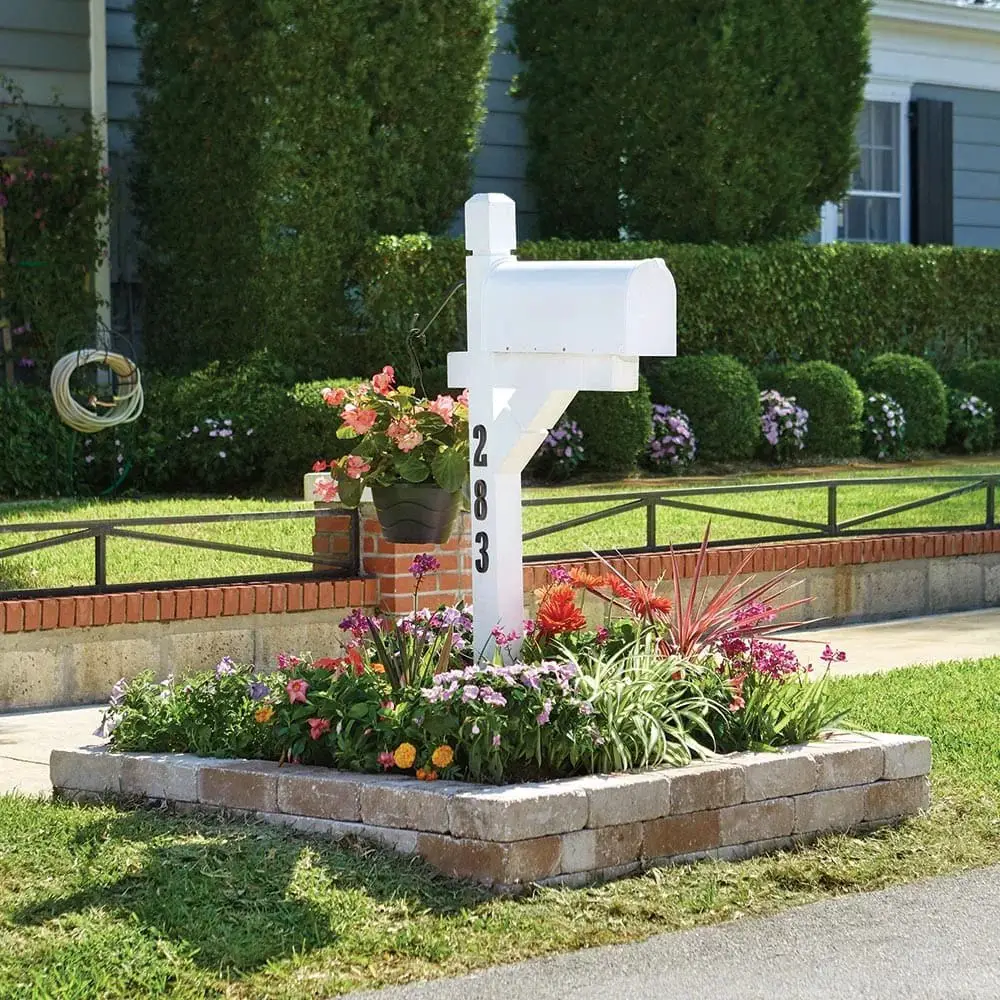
[473,479,488,520]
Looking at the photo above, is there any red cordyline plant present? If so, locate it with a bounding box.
[592,526,812,657]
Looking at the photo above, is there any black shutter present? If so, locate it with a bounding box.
[910,98,954,245]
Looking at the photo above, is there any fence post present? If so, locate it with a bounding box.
[987,480,996,529]
[826,485,838,536]
[94,532,107,591]
[646,501,657,550]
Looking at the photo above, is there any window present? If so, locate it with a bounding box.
[818,87,910,244]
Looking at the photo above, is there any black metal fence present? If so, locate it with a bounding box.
[523,474,1000,562]
[0,507,359,599]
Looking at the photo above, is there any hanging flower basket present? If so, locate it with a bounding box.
[371,482,461,544]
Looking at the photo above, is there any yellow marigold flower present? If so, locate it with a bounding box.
[430,745,454,769]
[254,705,274,724]
[370,662,386,674]
[393,742,417,769]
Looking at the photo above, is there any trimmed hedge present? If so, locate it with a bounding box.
[0,386,73,499]
[566,378,653,478]
[134,0,496,376]
[644,355,759,462]
[763,361,863,458]
[508,0,867,242]
[860,354,948,452]
[951,360,1000,429]
[353,236,1000,376]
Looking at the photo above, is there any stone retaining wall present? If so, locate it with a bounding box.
[51,732,931,893]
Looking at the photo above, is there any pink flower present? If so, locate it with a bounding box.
[286,678,309,704]
[387,417,423,453]
[276,653,302,671]
[458,388,469,407]
[378,751,396,771]
[372,366,395,396]
[307,717,331,740]
[314,477,340,502]
[427,395,455,425]
[344,454,371,479]
[341,405,378,434]
[322,386,348,407]
[312,460,328,472]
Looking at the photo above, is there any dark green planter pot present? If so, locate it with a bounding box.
[371,483,462,544]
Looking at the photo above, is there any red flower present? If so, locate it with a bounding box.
[313,657,341,671]
[307,718,331,740]
[286,678,309,704]
[623,582,672,623]
[346,644,365,676]
[312,460,329,472]
[537,584,587,636]
[602,574,634,600]
[569,567,605,592]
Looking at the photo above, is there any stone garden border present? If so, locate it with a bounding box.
[52,732,930,893]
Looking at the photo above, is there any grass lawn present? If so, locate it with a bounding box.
[1,457,999,590]
[1,657,998,999]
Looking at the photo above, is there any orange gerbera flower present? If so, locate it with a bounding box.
[537,583,587,636]
[602,574,635,600]
[569,567,606,592]
[624,581,672,622]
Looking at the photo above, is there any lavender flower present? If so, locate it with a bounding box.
[409,553,440,579]
[215,656,237,677]
[248,680,270,701]
[646,404,697,471]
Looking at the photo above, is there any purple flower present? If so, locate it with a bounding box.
[16,357,35,369]
[461,684,480,703]
[547,567,572,583]
[248,681,270,701]
[339,608,374,639]
[480,686,507,708]
[409,553,440,579]
[820,644,847,664]
[536,699,553,726]
[492,734,502,747]
[215,656,237,677]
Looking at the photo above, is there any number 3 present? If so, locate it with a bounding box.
[475,532,489,573]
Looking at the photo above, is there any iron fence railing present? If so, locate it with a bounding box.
[522,474,1000,562]
[0,507,359,599]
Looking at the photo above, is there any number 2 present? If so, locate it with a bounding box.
[473,425,488,467]
[475,532,490,573]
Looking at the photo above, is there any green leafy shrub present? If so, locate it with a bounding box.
[947,391,995,454]
[644,355,759,461]
[0,385,72,498]
[527,417,586,481]
[860,354,948,451]
[951,360,1000,429]
[508,0,868,242]
[353,238,1000,377]
[764,361,863,457]
[861,392,907,461]
[566,378,652,477]
[133,0,495,376]
[0,77,109,374]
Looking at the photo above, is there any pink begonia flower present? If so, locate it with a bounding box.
[322,386,348,407]
[341,405,378,434]
[312,459,329,472]
[427,395,455,425]
[378,750,396,771]
[314,477,340,502]
[345,454,371,479]
[307,717,331,740]
[371,366,395,396]
[286,678,309,704]
[387,417,423,453]
[457,388,469,406]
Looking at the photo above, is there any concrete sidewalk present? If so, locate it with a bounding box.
[1,607,998,797]
[353,866,1000,1000]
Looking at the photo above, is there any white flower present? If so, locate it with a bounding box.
[218,450,227,459]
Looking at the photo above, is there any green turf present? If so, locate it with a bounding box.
[1,657,998,998]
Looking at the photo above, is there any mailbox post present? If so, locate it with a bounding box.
[448,194,676,658]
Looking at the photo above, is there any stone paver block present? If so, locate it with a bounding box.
[277,769,362,822]
[865,776,931,822]
[199,760,281,812]
[417,833,562,885]
[716,836,794,863]
[719,797,794,847]
[569,771,671,828]
[560,823,644,874]
[876,734,932,780]
[120,752,205,801]
[50,747,122,794]
[669,761,744,814]
[794,786,866,834]
[360,824,421,855]
[643,809,721,860]
[809,738,884,790]
[259,812,361,839]
[359,778,454,833]
[448,785,588,841]
[738,748,818,802]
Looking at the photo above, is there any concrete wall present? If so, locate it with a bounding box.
[912,83,1000,249]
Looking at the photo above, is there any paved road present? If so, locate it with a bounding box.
[354,867,1000,1000]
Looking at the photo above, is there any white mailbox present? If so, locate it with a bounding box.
[448,193,677,658]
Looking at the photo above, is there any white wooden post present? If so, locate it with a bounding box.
[449,194,676,659]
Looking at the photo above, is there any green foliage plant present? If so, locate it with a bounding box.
[508,0,869,242]
[0,76,109,373]
[0,385,72,497]
[565,378,652,478]
[133,0,496,376]
[860,353,948,451]
[764,360,863,458]
[946,391,995,455]
[644,354,759,461]
[951,359,1000,430]
[861,391,907,461]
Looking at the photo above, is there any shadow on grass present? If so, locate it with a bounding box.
[11,804,484,975]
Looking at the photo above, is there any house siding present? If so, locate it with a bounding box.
[911,83,1000,248]
[0,0,91,135]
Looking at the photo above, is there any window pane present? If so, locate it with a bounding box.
[856,102,872,147]
[874,147,899,192]
[872,101,898,148]
[838,196,901,243]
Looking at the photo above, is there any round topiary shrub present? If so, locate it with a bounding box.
[567,377,653,478]
[644,354,759,462]
[764,360,863,458]
[859,353,947,451]
[946,390,996,454]
[951,360,1000,430]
